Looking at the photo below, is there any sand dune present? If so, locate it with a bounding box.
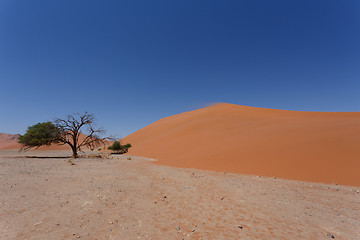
[123,103,360,186]
[0,133,21,149]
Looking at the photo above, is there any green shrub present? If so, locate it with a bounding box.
[108,141,132,153]
[123,143,132,149]
[108,141,121,150]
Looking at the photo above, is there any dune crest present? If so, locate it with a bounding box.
[123,103,360,186]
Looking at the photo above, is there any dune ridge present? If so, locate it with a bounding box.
[123,103,360,186]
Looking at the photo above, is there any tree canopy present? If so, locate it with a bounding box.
[18,122,61,150]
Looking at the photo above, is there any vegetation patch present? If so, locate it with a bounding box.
[108,141,132,154]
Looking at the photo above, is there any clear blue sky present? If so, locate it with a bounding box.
[0,0,359,137]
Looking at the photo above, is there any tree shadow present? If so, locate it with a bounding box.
[21,156,71,159]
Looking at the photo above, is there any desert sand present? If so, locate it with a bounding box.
[123,103,360,186]
[1,149,359,240]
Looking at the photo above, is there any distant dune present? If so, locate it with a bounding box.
[0,133,21,149]
[0,133,76,150]
[123,103,360,186]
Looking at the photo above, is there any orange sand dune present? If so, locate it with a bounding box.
[123,103,360,186]
[0,133,21,149]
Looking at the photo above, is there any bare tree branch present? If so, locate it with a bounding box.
[54,112,108,158]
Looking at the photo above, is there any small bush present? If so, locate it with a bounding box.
[108,141,121,150]
[108,141,132,153]
[123,143,132,148]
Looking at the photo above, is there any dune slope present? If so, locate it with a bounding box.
[0,133,21,149]
[123,103,360,186]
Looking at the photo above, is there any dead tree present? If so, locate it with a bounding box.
[54,112,107,158]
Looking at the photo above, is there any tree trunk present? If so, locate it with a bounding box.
[72,134,78,158]
[71,146,78,158]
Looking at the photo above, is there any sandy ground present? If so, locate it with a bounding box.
[123,103,360,186]
[1,150,359,240]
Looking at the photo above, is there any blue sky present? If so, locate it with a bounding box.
[0,0,359,136]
